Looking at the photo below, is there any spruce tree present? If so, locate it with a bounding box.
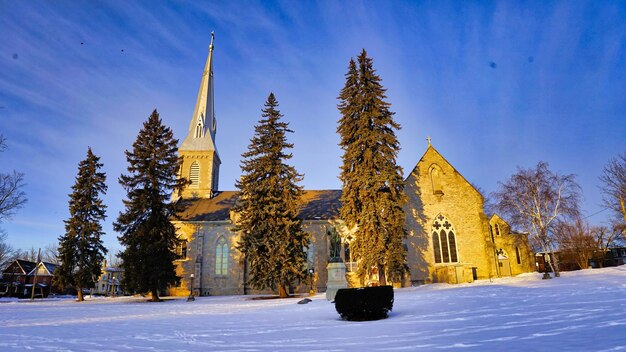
[234,93,309,298]
[115,109,186,302]
[337,50,408,285]
[54,147,108,301]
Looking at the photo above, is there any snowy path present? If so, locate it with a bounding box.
[1,267,625,351]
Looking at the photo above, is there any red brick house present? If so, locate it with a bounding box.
[1,259,59,298]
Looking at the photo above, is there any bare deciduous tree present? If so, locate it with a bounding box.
[42,243,60,265]
[12,246,40,262]
[0,135,27,223]
[600,152,626,225]
[491,161,581,276]
[0,230,14,268]
[590,226,622,268]
[555,219,595,270]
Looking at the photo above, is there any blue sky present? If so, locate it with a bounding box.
[1,1,625,255]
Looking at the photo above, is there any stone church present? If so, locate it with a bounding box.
[168,40,535,297]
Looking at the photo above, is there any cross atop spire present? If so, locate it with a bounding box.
[209,31,215,51]
[426,136,432,146]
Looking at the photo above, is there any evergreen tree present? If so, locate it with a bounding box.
[115,109,186,302]
[54,148,108,301]
[337,50,408,285]
[234,93,309,298]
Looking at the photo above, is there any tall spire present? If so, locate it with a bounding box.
[180,32,217,152]
[176,33,221,200]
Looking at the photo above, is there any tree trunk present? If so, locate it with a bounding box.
[378,264,387,286]
[278,284,288,298]
[150,289,160,302]
[549,251,560,277]
[77,288,84,302]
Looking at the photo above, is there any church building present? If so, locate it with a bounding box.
[169,39,535,296]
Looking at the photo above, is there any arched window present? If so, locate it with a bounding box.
[430,165,443,195]
[215,237,229,276]
[307,244,315,269]
[195,114,204,138]
[495,224,501,237]
[189,162,199,188]
[432,214,459,264]
[175,239,187,259]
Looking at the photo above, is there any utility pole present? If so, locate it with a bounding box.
[30,248,41,301]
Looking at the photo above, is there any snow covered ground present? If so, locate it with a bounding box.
[1,267,625,351]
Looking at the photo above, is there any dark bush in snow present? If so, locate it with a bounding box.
[334,286,394,321]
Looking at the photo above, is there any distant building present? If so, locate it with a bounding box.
[91,261,124,296]
[0,259,59,298]
[536,247,626,272]
[166,39,535,297]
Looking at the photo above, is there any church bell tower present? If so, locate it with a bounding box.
[177,32,221,199]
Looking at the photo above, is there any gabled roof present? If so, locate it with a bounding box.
[14,259,36,275]
[2,260,57,276]
[176,190,342,222]
[488,214,527,236]
[27,262,58,276]
[407,144,484,200]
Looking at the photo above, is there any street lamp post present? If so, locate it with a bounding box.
[308,268,314,295]
[187,274,195,301]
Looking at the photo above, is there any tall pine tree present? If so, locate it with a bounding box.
[115,109,186,302]
[234,93,309,298]
[337,50,408,285]
[54,147,108,301]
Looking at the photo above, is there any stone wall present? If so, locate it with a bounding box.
[178,151,219,199]
[171,220,334,296]
[490,215,536,276]
[405,146,496,283]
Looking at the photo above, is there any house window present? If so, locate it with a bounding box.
[516,247,521,265]
[189,162,200,188]
[176,240,188,259]
[495,224,501,237]
[215,237,228,276]
[432,214,458,264]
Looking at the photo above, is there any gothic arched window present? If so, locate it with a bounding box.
[189,162,199,188]
[430,165,443,195]
[432,214,459,264]
[195,114,204,138]
[215,237,229,276]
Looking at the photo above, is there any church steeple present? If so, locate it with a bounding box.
[177,32,221,199]
[181,32,217,151]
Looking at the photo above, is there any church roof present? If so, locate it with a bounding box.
[175,190,342,222]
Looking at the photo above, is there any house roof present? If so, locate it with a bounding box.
[2,260,57,276]
[15,259,36,274]
[176,190,342,222]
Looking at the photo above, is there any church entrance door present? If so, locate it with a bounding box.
[499,259,512,276]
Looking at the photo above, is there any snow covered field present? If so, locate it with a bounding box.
[1,267,625,351]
